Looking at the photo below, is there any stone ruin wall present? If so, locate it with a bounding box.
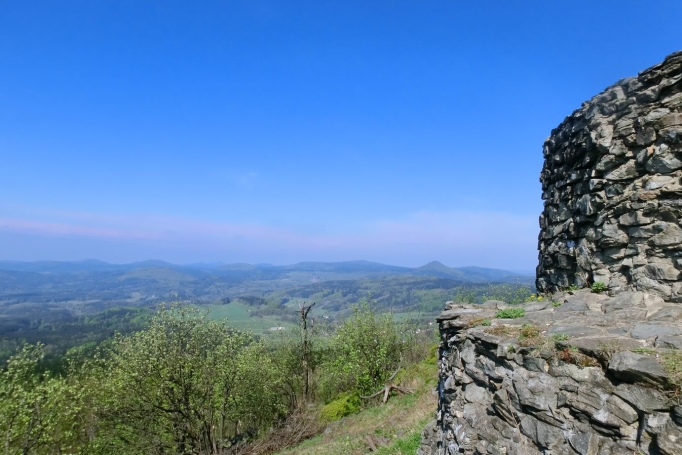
[537,51,682,299]
[418,294,682,455]
[418,53,682,455]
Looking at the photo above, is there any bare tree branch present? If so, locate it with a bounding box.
[359,367,413,404]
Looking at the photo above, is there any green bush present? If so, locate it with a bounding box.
[319,393,360,422]
[91,305,289,455]
[552,333,570,342]
[0,303,439,455]
[591,282,607,293]
[320,303,403,398]
[0,344,86,455]
[495,308,525,319]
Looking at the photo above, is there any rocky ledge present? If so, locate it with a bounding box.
[418,290,682,455]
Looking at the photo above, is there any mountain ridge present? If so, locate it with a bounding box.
[0,258,531,280]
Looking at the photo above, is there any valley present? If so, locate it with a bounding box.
[0,259,534,361]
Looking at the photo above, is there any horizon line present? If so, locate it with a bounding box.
[0,257,536,275]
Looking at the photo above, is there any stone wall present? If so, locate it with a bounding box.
[537,51,682,298]
[418,291,682,455]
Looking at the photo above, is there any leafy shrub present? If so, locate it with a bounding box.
[92,305,288,455]
[394,345,439,388]
[495,308,525,319]
[0,344,86,455]
[319,393,360,422]
[320,303,403,398]
[591,282,607,293]
[551,333,570,342]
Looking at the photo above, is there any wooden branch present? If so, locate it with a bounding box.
[359,389,385,400]
[365,434,377,452]
[387,366,401,382]
[359,366,414,404]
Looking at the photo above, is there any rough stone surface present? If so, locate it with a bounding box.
[418,293,680,455]
[536,51,682,301]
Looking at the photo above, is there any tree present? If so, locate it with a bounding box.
[90,305,287,455]
[0,344,87,455]
[322,303,403,398]
[271,302,323,409]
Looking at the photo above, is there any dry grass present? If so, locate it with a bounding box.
[234,410,324,455]
[557,347,599,367]
[517,324,542,347]
[661,350,682,401]
[485,326,518,337]
[468,317,491,328]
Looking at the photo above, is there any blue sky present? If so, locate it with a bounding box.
[1,1,681,270]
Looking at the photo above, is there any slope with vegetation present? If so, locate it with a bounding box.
[0,300,437,455]
[0,260,534,363]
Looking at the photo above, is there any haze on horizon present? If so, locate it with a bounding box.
[1,1,681,270]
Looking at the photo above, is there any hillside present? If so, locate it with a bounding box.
[0,259,533,361]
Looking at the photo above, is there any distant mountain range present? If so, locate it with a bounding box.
[0,259,530,283]
[0,259,534,356]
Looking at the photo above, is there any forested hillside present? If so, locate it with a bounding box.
[0,260,533,362]
[0,303,436,455]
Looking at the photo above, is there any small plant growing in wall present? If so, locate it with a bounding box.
[662,350,682,398]
[495,308,525,319]
[551,333,569,342]
[468,317,491,328]
[591,282,607,293]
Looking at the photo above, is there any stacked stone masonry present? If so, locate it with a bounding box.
[418,291,682,455]
[536,50,682,297]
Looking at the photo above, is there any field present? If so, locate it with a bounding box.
[198,302,297,334]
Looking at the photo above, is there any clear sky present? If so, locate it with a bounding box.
[1,1,681,270]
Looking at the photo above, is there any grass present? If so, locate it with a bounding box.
[485,324,579,356]
[495,307,525,319]
[551,333,569,342]
[274,356,437,455]
[196,303,294,334]
[557,347,599,367]
[374,431,423,455]
[468,317,491,328]
[591,282,607,293]
[517,324,542,347]
[663,350,682,397]
[632,347,657,355]
[275,395,433,455]
[486,326,516,337]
